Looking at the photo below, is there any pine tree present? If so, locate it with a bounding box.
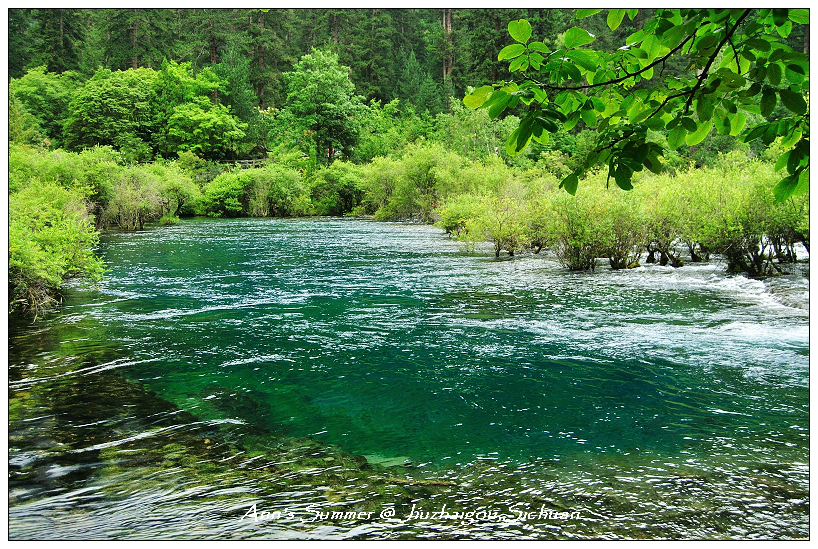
[29,8,83,73]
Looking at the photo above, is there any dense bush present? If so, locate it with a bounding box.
[358,142,467,222]
[9,180,104,315]
[202,164,310,217]
[308,161,364,216]
[102,163,202,230]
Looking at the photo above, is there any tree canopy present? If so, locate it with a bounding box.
[281,49,365,164]
[465,8,809,201]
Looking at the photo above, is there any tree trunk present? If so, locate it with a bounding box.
[804,24,809,55]
[132,10,139,69]
[333,11,339,44]
[442,9,453,82]
[257,14,266,106]
[210,18,218,103]
[59,9,64,54]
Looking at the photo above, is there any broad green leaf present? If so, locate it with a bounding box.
[745,38,771,52]
[779,88,807,114]
[780,127,802,148]
[766,62,782,86]
[773,169,808,202]
[714,112,731,135]
[498,44,526,61]
[560,62,582,82]
[613,165,634,190]
[696,34,719,51]
[532,128,551,146]
[487,92,512,119]
[728,112,747,136]
[789,9,809,24]
[667,126,687,149]
[536,116,559,133]
[772,9,788,26]
[564,27,595,49]
[590,97,606,112]
[685,119,713,146]
[509,55,529,72]
[660,24,690,49]
[643,153,663,174]
[775,150,791,172]
[560,173,579,195]
[784,65,806,84]
[528,41,550,54]
[565,49,599,71]
[761,124,779,145]
[581,108,596,127]
[463,85,494,109]
[577,9,602,19]
[680,117,698,132]
[696,95,714,121]
[607,9,626,31]
[760,88,777,117]
[542,107,567,122]
[508,19,532,44]
[787,141,808,173]
[564,111,581,131]
[776,20,793,38]
[631,107,654,124]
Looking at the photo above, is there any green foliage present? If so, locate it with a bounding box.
[436,193,483,239]
[9,180,105,315]
[166,97,248,160]
[8,92,44,146]
[352,99,432,164]
[463,184,531,258]
[202,165,310,218]
[431,97,521,163]
[539,183,610,271]
[8,145,123,223]
[63,67,159,152]
[101,163,202,230]
[395,49,444,114]
[466,9,810,200]
[308,161,364,216]
[10,66,79,147]
[281,49,365,165]
[358,142,467,222]
[214,38,262,155]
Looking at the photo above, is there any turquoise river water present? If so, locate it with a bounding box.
[8,217,809,539]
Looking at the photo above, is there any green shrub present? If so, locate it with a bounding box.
[540,181,611,271]
[464,186,531,257]
[202,171,251,217]
[308,161,363,216]
[9,180,104,315]
[202,165,311,217]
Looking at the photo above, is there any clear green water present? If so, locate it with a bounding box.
[8,217,809,539]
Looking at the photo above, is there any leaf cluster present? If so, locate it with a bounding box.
[464,9,809,200]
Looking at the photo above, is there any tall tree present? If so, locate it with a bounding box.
[215,37,262,154]
[7,9,36,79]
[281,49,365,164]
[62,67,159,152]
[29,8,83,73]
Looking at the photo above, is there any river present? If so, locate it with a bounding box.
[8,217,809,539]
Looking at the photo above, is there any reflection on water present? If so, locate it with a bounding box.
[8,218,809,539]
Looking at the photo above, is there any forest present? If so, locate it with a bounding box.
[7,8,811,314]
